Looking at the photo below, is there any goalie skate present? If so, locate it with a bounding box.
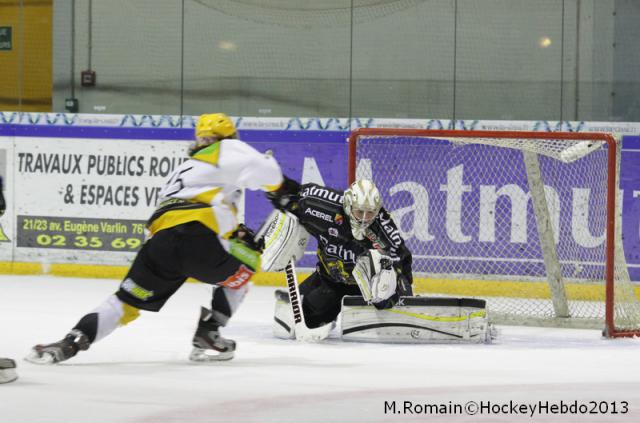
[24,330,90,365]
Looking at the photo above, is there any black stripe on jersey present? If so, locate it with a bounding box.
[147,199,210,227]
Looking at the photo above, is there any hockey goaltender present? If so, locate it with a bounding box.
[260,177,494,344]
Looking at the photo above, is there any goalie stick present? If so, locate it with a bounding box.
[284,260,332,342]
[256,210,331,341]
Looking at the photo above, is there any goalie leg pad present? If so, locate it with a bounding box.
[340,296,493,344]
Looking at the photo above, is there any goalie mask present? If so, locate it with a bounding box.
[343,179,381,240]
[191,113,237,155]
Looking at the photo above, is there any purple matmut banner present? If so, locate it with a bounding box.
[243,132,640,282]
[3,124,639,281]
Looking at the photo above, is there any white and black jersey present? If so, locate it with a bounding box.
[270,180,413,288]
[148,138,282,238]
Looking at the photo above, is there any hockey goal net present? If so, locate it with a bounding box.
[348,128,640,337]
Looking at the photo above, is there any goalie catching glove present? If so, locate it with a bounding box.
[352,249,398,309]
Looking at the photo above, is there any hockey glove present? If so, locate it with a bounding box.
[266,175,301,211]
[353,250,398,307]
[231,224,264,253]
[371,257,398,309]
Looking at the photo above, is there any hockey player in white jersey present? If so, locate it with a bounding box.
[26,113,284,364]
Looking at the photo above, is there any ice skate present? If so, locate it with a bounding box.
[25,330,90,365]
[0,358,18,383]
[189,307,236,362]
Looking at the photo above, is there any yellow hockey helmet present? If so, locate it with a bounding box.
[195,113,237,140]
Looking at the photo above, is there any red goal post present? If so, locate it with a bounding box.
[348,128,640,338]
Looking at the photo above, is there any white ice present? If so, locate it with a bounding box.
[1,274,640,422]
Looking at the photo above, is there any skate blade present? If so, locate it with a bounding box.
[24,349,56,365]
[189,348,234,362]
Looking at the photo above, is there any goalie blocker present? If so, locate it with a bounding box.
[258,210,310,272]
[340,296,494,344]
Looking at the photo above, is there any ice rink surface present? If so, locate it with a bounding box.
[1,275,640,422]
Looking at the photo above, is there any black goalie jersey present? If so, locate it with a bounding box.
[271,181,413,288]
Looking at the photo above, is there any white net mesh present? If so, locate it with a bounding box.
[353,132,640,333]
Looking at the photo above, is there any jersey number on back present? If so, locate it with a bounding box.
[162,166,193,197]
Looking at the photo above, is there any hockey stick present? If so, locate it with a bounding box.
[285,260,332,342]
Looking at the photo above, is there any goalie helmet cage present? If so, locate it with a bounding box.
[348,128,640,338]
